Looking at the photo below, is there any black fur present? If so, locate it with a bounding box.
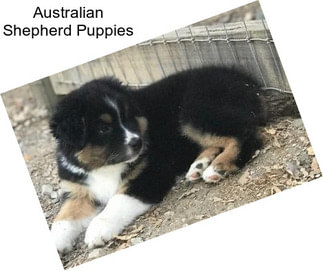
[50,66,266,204]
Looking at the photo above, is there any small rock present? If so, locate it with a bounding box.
[164,211,174,217]
[43,169,52,177]
[87,248,105,260]
[33,107,48,118]
[311,157,321,174]
[50,191,58,199]
[57,188,63,198]
[13,112,26,123]
[41,184,53,196]
[291,119,304,129]
[130,237,143,246]
[44,211,51,218]
[286,162,298,177]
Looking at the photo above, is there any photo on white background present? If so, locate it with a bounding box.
[1,1,321,269]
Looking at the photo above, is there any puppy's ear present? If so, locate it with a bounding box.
[50,105,87,149]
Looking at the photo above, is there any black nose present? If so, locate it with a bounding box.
[128,137,142,150]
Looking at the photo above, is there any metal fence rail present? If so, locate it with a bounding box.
[47,20,291,95]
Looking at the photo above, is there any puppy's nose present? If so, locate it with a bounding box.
[128,137,142,150]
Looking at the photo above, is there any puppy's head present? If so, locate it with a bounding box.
[50,78,148,169]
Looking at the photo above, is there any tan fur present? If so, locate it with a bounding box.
[99,113,112,123]
[182,124,240,173]
[136,116,148,135]
[117,183,129,194]
[211,141,240,172]
[54,182,96,221]
[181,124,238,149]
[119,159,147,193]
[197,147,222,160]
[76,144,107,169]
[126,159,147,181]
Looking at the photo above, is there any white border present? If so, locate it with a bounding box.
[0,1,322,270]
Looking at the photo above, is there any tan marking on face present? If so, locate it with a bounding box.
[126,159,147,181]
[54,182,96,221]
[181,124,238,149]
[100,113,112,123]
[136,116,148,135]
[76,144,107,169]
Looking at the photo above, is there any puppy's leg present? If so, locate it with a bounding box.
[186,147,222,181]
[51,184,98,253]
[84,193,151,249]
[202,140,240,183]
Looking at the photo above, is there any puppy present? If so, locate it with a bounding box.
[49,66,266,253]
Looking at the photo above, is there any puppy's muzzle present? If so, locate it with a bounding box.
[128,137,142,152]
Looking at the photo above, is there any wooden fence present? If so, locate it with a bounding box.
[29,20,293,113]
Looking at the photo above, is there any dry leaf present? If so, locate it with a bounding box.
[266,128,276,135]
[221,199,235,204]
[311,157,321,174]
[271,186,281,195]
[213,196,223,202]
[178,188,199,200]
[116,242,129,251]
[24,155,32,162]
[262,145,272,153]
[130,225,144,234]
[273,137,281,148]
[299,136,308,144]
[115,233,138,241]
[153,219,163,227]
[238,170,250,185]
[300,167,309,177]
[251,150,260,159]
[307,146,315,156]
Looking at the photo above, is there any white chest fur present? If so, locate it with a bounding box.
[86,163,126,204]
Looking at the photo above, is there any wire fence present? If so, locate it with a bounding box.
[46,20,291,96]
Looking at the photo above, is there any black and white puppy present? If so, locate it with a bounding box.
[49,66,266,253]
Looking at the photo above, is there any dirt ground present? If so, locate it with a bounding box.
[2,85,321,269]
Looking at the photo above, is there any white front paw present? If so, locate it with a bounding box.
[186,157,211,181]
[51,221,77,253]
[84,216,116,249]
[202,165,225,183]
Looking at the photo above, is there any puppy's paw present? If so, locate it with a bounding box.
[202,165,226,183]
[51,221,77,254]
[84,216,115,249]
[186,158,211,181]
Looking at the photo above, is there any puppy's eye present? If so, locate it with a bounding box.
[98,124,112,135]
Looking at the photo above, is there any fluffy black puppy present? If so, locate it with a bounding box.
[49,66,266,252]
